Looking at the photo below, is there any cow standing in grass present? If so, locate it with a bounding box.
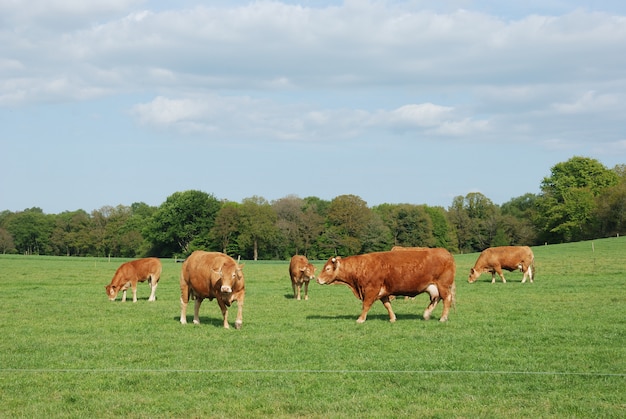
[468,246,535,284]
[317,249,456,323]
[180,251,245,329]
[105,258,162,302]
[289,255,316,300]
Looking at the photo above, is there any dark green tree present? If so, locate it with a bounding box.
[238,196,279,260]
[4,208,53,255]
[537,156,618,242]
[210,201,242,255]
[144,190,221,257]
[593,164,626,237]
[0,228,16,254]
[50,210,92,256]
[322,194,371,256]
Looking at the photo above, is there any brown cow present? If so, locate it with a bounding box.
[289,255,316,300]
[179,251,245,329]
[317,249,456,323]
[105,258,162,302]
[468,246,535,284]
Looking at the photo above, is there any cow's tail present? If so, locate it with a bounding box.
[450,282,457,313]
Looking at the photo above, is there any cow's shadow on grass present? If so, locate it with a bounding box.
[307,313,424,322]
[174,316,230,328]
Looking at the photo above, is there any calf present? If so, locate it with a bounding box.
[468,246,535,283]
[105,258,162,302]
[180,251,245,329]
[289,255,316,300]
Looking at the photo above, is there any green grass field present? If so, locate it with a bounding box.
[1,238,625,418]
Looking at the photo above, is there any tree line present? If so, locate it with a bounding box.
[1,156,625,259]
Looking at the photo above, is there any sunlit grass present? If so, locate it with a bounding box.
[0,238,625,417]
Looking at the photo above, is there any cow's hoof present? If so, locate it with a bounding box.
[356,318,366,324]
[439,317,448,322]
[193,320,200,325]
[235,322,242,330]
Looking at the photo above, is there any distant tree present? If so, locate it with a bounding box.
[424,205,458,252]
[537,156,618,242]
[210,202,242,255]
[301,197,329,259]
[360,210,392,253]
[238,196,279,260]
[273,195,305,258]
[50,210,92,256]
[447,193,499,252]
[322,194,371,256]
[500,193,540,246]
[0,228,16,254]
[374,203,434,248]
[144,190,221,257]
[447,196,472,253]
[593,164,626,237]
[4,208,53,254]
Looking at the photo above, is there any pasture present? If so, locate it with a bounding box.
[0,238,625,418]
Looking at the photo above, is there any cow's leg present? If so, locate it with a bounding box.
[495,268,506,283]
[180,297,188,324]
[121,289,127,302]
[522,265,534,283]
[357,294,378,323]
[148,275,158,301]
[131,283,138,302]
[234,294,244,329]
[193,298,204,325]
[295,283,301,301]
[380,297,396,323]
[423,284,440,320]
[216,298,230,329]
[303,280,309,301]
[438,286,452,322]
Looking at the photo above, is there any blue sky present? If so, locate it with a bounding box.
[2,0,625,214]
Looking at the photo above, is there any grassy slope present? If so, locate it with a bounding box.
[0,238,624,418]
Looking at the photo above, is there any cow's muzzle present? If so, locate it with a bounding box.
[221,285,232,293]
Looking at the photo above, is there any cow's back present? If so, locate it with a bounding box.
[181,251,226,297]
[476,246,532,267]
[289,255,311,279]
[344,249,455,292]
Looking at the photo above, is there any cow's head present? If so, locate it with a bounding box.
[301,263,317,281]
[105,284,119,301]
[316,256,341,285]
[213,259,245,305]
[468,268,480,283]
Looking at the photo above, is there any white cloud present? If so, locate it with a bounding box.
[1,1,625,147]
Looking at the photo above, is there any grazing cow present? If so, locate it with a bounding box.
[468,246,535,284]
[105,258,162,302]
[289,255,316,300]
[391,246,428,251]
[317,249,456,323]
[179,251,245,329]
